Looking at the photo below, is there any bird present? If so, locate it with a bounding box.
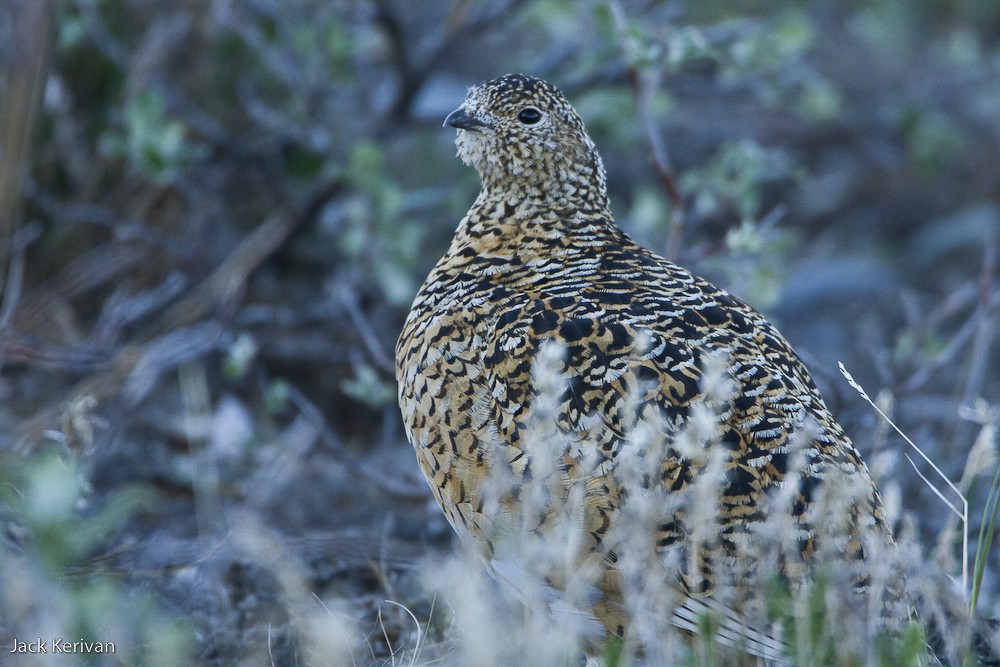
[395,73,906,662]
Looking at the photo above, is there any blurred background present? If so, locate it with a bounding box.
[0,0,998,664]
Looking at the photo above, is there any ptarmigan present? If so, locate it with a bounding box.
[395,73,903,661]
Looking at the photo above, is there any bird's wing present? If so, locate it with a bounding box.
[478,283,835,529]
[477,278,889,636]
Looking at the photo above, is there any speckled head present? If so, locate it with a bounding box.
[445,74,609,210]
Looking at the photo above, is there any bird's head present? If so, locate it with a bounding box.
[445,74,609,210]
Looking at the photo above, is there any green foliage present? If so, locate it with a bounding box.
[518,0,582,38]
[0,449,193,664]
[573,86,650,147]
[693,608,721,667]
[593,3,717,75]
[797,78,843,123]
[624,186,674,242]
[893,329,950,372]
[762,575,931,667]
[264,377,293,415]
[848,1,920,57]
[55,4,87,50]
[680,140,797,309]
[11,451,148,572]
[721,10,815,81]
[896,106,965,178]
[222,332,261,381]
[603,636,626,667]
[99,89,207,182]
[342,140,425,306]
[341,362,397,408]
[972,460,1000,614]
[282,143,327,179]
[683,139,795,223]
[276,7,354,81]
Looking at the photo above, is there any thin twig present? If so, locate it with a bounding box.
[960,236,997,411]
[0,222,41,372]
[902,291,1000,393]
[12,206,305,450]
[179,361,223,536]
[337,286,397,375]
[286,383,430,501]
[0,0,53,297]
[374,0,531,124]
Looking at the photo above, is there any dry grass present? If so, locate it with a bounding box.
[368,347,996,667]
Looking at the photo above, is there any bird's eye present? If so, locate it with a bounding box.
[516,107,544,125]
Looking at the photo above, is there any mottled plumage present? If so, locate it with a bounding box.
[396,74,896,652]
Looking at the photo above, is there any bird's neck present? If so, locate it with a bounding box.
[453,189,619,257]
[476,176,612,218]
[477,159,612,216]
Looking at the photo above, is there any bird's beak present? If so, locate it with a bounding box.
[444,106,488,131]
